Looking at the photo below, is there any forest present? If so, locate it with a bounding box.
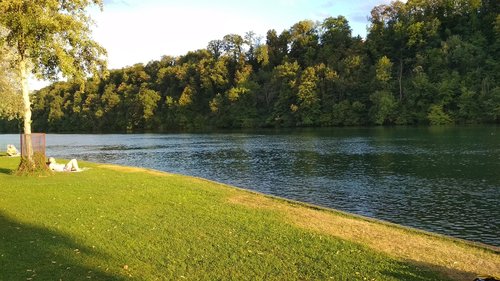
[1,0,499,132]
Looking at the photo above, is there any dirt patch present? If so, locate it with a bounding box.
[228,193,500,281]
[227,193,278,209]
[98,164,173,177]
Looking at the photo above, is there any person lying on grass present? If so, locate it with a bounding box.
[47,157,82,172]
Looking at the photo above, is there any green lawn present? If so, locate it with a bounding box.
[0,157,496,280]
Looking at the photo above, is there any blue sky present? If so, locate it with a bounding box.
[31,0,397,89]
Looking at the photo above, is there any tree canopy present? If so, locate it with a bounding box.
[0,0,107,81]
[1,0,498,133]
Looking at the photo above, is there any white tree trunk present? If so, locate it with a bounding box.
[20,58,33,160]
[399,59,403,101]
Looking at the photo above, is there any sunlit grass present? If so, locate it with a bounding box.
[0,157,497,280]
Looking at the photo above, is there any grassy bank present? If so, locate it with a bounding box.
[0,157,498,280]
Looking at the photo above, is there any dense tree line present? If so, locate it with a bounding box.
[1,0,499,133]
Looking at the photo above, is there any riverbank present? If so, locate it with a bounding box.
[0,157,498,280]
[2,127,499,246]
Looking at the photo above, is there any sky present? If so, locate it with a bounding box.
[31,0,396,89]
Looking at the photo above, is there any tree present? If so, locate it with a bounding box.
[3,1,497,132]
[295,67,320,126]
[207,40,224,59]
[289,20,318,66]
[266,29,290,67]
[222,34,245,64]
[0,0,106,168]
[428,104,453,125]
[272,61,300,126]
[0,45,22,120]
[318,16,352,67]
[369,90,396,125]
[376,56,393,84]
[136,86,161,130]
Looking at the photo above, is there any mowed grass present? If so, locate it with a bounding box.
[0,157,498,281]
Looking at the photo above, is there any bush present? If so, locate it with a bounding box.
[427,104,454,125]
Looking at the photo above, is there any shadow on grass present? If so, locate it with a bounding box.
[383,260,477,281]
[0,156,18,174]
[0,212,123,281]
[0,167,13,175]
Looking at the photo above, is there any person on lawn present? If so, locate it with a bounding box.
[47,157,81,172]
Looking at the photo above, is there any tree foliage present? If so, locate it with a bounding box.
[1,0,498,133]
[0,45,22,120]
[0,0,106,169]
[0,0,107,82]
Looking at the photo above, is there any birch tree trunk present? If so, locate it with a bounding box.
[19,58,33,162]
[399,59,403,101]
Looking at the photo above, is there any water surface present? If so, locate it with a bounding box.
[1,126,499,246]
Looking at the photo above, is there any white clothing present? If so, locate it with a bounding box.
[49,159,80,172]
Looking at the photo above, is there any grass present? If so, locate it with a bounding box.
[0,157,498,280]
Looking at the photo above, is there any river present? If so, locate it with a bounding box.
[1,126,499,246]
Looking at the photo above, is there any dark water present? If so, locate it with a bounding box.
[1,126,499,246]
